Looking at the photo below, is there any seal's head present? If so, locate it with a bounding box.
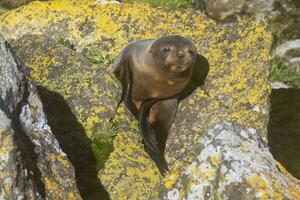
[149,35,196,80]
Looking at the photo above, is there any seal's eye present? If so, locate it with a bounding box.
[162,47,171,53]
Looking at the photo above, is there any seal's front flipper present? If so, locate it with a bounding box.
[139,99,161,154]
[141,115,169,174]
[139,99,178,175]
[144,143,169,175]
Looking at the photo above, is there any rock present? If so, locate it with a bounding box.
[0,0,31,9]
[0,35,81,199]
[0,0,215,53]
[0,0,46,9]
[1,0,299,199]
[11,34,115,199]
[11,35,120,137]
[102,13,275,200]
[270,81,291,89]
[154,16,299,199]
[268,88,300,179]
[159,121,300,199]
[95,0,121,5]
[200,0,296,22]
[275,39,300,72]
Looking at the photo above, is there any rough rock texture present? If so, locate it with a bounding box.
[0,36,81,199]
[0,0,48,9]
[0,0,32,9]
[197,0,300,46]
[11,35,120,137]
[268,89,300,179]
[275,39,300,72]
[270,81,291,89]
[160,121,300,199]
[201,0,296,22]
[1,1,299,199]
[0,0,236,53]
[11,34,115,199]
[95,0,121,5]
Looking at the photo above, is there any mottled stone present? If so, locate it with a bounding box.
[11,34,114,199]
[1,1,299,199]
[275,39,300,72]
[201,0,296,22]
[159,121,300,199]
[270,81,291,89]
[0,35,81,199]
[11,35,120,138]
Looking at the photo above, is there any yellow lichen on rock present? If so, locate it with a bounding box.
[2,0,299,199]
[0,0,210,54]
[99,122,162,199]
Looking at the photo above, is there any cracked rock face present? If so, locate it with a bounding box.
[160,121,300,199]
[0,35,81,199]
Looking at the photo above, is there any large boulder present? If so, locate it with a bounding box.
[199,0,297,22]
[0,35,81,199]
[0,0,218,53]
[100,16,298,199]
[159,121,300,199]
[11,34,115,199]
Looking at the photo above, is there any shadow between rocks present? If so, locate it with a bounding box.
[268,88,300,179]
[37,86,110,200]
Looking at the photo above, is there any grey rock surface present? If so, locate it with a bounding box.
[270,81,291,89]
[0,35,81,199]
[159,121,300,199]
[201,0,296,21]
[275,39,300,72]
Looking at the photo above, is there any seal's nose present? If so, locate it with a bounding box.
[177,50,184,59]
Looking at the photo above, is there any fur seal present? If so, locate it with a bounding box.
[112,35,209,174]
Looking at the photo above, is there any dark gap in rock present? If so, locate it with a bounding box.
[268,88,300,179]
[12,82,46,198]
[37,86,110,200]
[0,97,11,118]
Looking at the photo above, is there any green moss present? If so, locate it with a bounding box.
[269,55,300,87]
[123,0,191,10]
[57,38,75,50]
[85,50,115,68]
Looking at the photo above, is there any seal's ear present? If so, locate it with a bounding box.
[112,50,128,82]
[177,54,209,101]
[112,50,129,110]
